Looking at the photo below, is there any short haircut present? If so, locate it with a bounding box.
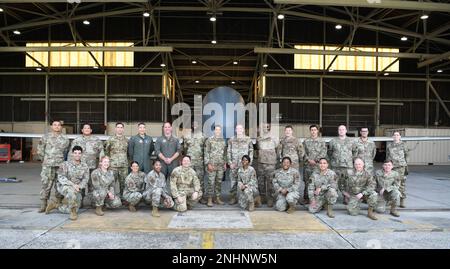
[130,161,139,167]
[360,127,369,132]
[82,123,91,129]
[393,130,401,135]
[163,121,172,127]
[182,155,191,161]
[353,157,364,164]
[309,124,319,130]
[319,158,328,163]
[241,155,251,163]
[285,125,293,130]
[50,119,61,125]
[153,160,161,166]
[116,122,124,127]
[383,159,393,164]
[72,146,83,153]
[100,156,110,162]
[281,156,292,163]
[214,124,222,129]
[138,122,145,127]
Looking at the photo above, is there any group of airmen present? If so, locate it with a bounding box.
[37,119,409,222]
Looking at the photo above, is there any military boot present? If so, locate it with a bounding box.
[45,197,62,214]
[128,204,137,212]
[326,204,335,218]
[69,207,78,221]
[390,203,400,217]
[248,202,255,212]
[152,206,160,217]
[214,196,224,205]
[254,196,262,207]
[207,197,213,207]
[228,197,237,205]
[199,197,207,204]
[367,207,378,220]
[95,206,104,216]
[286,203,296,214]
[399,198,406,208]
[266,198,274,208]
[38,199,47,213]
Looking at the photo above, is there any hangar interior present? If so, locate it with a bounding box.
[0,0,449,160]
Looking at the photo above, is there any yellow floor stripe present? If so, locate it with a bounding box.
[202,231,214,249]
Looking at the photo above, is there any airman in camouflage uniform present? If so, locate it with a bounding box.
[37,120,70,213]
[104,122,128,197]
[237,155,260,211]
[343,158,378,220]
[375,160,401,217]
[170,156,202,212]
[278,125,304,171]
[352,127,376,175]
[386,131,409,208]
[128,123,154,174]
[328,125,354,195]
[227,124,254,205]
[123,161,147,212]
[182,121,206,203]
[155,122,181,179]
[45,146,89,220]
[143,161,174,217]
[302,124,327,204]
[256,123,279,207]
[273,157,300,213]
[308,158,338,218]
[69,123,104,207]
[204,125,227,207]
[88,156,122,216]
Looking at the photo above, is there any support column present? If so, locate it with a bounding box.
[319,77,323,127]
[104,74,108,135]
[426,79,430,127]
[376,78,381,128]
[45,74,49,131]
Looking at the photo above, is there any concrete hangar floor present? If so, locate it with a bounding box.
[0,162,449,249]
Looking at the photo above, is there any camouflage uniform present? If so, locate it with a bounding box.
[37,132,70,204]
[386,142,409,199]
[104,135,128,197]
[128,134,154,174]
[345,169,378,215]
[302,137,327,199]
[69,135,104,205]
[273,167,301,211]
[352,138,376,175]
[237,166,259,210]
[170,166,202,212]
[256,134,279,203]
[143,170,174,208]
[204,136,227,198]
[183,132,206,192]
[123,171,146,206]
[88,168,122,208]
[278,136,304,170]
[374,169,401,213]
[55,160,89,214]
[308,169,338,213]
[70,135,104,170]
[155,135,181,178]
[227,136,254,200]
[328,137,354,192]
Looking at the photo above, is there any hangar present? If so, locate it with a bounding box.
[0,0,449,250]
